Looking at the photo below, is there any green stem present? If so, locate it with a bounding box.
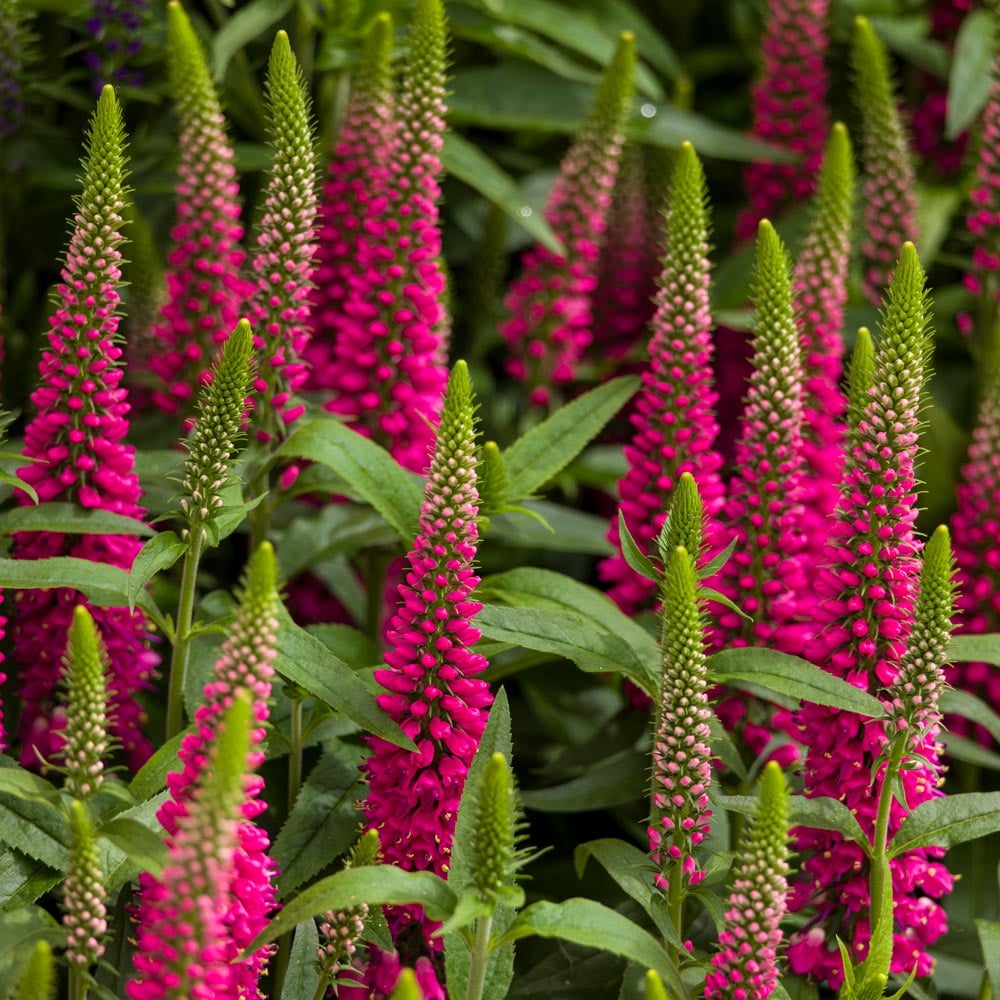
[166,531,204,740]
[69,966,86,1000]
[288,697,304,814]
[312,979,330,1000]
[666,855,683,968]
[465,913,494,1000]
[870,739,905,938]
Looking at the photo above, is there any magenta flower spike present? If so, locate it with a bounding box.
[133,543,281,996]
[248,31,318,442]
[853,17,920,305]
[600,142,724,618]
[793,123,855,539]
[591,149,659,364]
[129,692,256,1000]
[787,245,953,988]
[950,327,1000,730]
[313,0,451,473]
[144,2,253,421]
[363,361,492,950]
[733,0,830,243]
[501,33,635,407]
[12,85,157,770]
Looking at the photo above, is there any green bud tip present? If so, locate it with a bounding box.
[14,940,54,1000]
[659,472,704,559]
[204,689,254,807]
[245,540,278,603]
[644,969,669,1000]
[390,968,423,1000]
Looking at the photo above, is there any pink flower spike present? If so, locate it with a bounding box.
[13,86,157,770]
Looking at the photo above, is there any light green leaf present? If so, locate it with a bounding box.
[948,633,1000,665]
[128,530,187,612]
[940,689,1000,745]
[494,897,683,996]
[709,647,885,717]
[0,850,61,911]
[945,9,995,139]
[129,730,186,801]
[243,866,458,954]
[889,791,1000,856]
[616,512,658,583]
[96,818,168,878]
[502,376,639,501]
[274,607,415,751]
[277,417,423,545]
[487,501,613,555]
[1,503,153,537]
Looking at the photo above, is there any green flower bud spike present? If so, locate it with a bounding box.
[644,970,670,1000]
[471,752,524,903]
[390,969,424,1000]
[63,800,107,974]
[704,761,790,1000]
[657,471,704,562]
[179,318,255,542]
[846,327,875,451]
[13,940,55,1000]
[852,17,919,304]
[62,606,110,801]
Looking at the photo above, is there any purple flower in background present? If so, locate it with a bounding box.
[83,0,145,92]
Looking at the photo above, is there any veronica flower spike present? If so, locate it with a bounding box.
[145,1,252,420]
[853,17,919,304]
[502,32,635,407]
[734,0,831,242]
[134,542,281,998]
[364,360,493,950]
[13,85,157,770]
[600,142,724,618]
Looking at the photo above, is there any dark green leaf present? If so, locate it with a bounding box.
[1,503,153,537]
[502,376,640,500]
[307,624,379,671]
[488,501,613,555]
[101,791,170,891]
[0,850,60,910]
[0,782,69,871]
[128,530,187,611]
[244,866,458,954]
[940,733,1000,771]
[945,9,995,139]
[596,0,684,79]
[494,897,683,996]
[443,132,562,254]
[616,511,658,583]
[889,791,1000,856]
[97,818,169,878]
[276,504,397,579]
[281,920,322,1000]
[709,647,884,717]
[869,15,949,78]
[277,418,423,545]
[521,749,645,812]
[272,746,364,898]
[274,607,415,751]
[476,604,657,690]
[129,730,186,801]
[975,919,1000,999]
[211,0,294,81]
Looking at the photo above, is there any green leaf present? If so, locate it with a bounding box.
[0,764,61,810]
[476,604,657,690]
[494,897,683,996]
[0,850,60,911]
[277,417,423,545]
[708,647,885,717]
[100,791,170,891]
[488,501,613,555]
[888,791,1000,857]
[502,376,639,501]
[276,504,397,579]
[945,9,995,140]
[272,746,364,898]
[940,733,1000,771]
[975,919,1000,999]
[446,690,517,1000]
[443,132,562,255]
[307,624,379,671]
[211,0,294,81]
[129,730,186,801]
[1,503,153,537]
[281,920,322,1000]
[96,818,168,878]
[244,866,458,955]
[0,557,158,618]
[574,839,682,946]
[521,749,645,812]
[128,530,187,611]
[948,633,1000,665]
[274,607,415,751]
[0,772,70,871]
[0,907,63,1000]
[616,511,658,583]
[940,689,1000,745]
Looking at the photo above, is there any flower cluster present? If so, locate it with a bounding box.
[501,33,635,407]
[13,85,157,770]
[83,0,145,92]
[734,0,831,242]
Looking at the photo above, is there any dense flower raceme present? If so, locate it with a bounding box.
[144,1,253,421]
[311,0,450,474]
[83,0,145,91]
[787,245,953,987]
[734,0,831,243]
[13,85,157,770]
[364,361,493,954]
[853,17,920,304]
[705,762,791,1000]
[247,31,317,441]
[793,123,855,538]
[64,801,107,970]
[950,327,1000,733]
[129,692,257,1000]
[131,543,281,998]
[501,32,635,407]
[600,142,724,618]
